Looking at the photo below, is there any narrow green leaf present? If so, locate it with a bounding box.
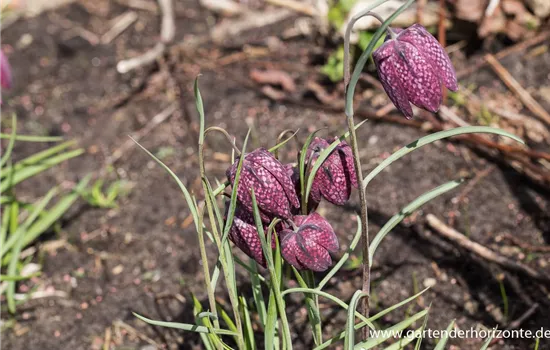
[22,175,91,248]
[434,319,455,350]
[344,290,369,349]
[0,133,63,142]
[249,259,267,328]
[6,188,57,313]
[0,272,41,281]
[133,312,238,336]
[0,149,84,193]
[0,114,17,168]
[414,303,431,350]
[265,289,279,350]
[240,297,256,350]
[216,303,238,333]
[369,179,463,262]
[131,138,200,231]
[220,130,251,246]
[1,140,76,178]
[382,327,422,350]
[282,287,375,330]
[354,309,428,349]
[251,190,292,349]
[195,77,206,145]
[364,127,524,188]
[269,129,299,154]
[479,331,495,350]
[314,288,430,350]
[299,128,324,211]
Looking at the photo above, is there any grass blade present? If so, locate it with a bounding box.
[6,188,57,313]
[364,127,524,188]
[0,149,84,192]
[131,138,200,230]
[240,296,256,350]
[314,288,429,350]
[434,319,455,350]
[1,140,76,178]
[0,114,17,168]
[249,259,267,328]
[382,327,422,350]
[344,290,369,349]
[133,312,238,336]
[369,179,464,262]
[0,134,64,142]
[354,309,428,349]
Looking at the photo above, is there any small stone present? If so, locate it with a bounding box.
[423,277,437,288]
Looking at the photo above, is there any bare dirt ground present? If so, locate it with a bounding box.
[1,1,550,349]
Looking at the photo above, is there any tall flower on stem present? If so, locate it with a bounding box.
[373,23,458,119]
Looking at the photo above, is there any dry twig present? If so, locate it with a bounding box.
[116,0,174,73]
[107,103,177,166]
[426,214,549,283]
[101,11,138,44]
[265,0,317,16]
[485,54,550,125]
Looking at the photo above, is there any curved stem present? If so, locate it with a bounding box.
[343,0,390,87]
[204,126,242,156]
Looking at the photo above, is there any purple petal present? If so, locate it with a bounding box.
[280,229,332,272]
[229,213,267,267]
[393,40,442,113]
[0,51,12,90]
[247,148,300,209]
[397,24,458,91]
[295,213,339,253]
[336,141,358,188]
[373,41,414,119]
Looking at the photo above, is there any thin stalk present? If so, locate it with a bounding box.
[197,205,221,337]
[197,79,244,349]
[343,0,415,339]
[344,114,371,335]
[304,270,322,345]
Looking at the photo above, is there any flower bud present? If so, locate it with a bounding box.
[373,24,458,119]
[306,137,357,206]
[279,213,339,272]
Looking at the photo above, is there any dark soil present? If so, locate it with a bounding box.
[1,1,550,349]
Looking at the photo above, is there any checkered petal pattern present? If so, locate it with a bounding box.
[227,148,300,222]
[373,24,458,119]
[279,213,339,272]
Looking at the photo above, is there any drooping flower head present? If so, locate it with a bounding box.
[279,213,339,272]
[226,205,275,267]
[1,51,12,104]
[373,23,458,119]
[226,148,300,222]
[305,137,357,206]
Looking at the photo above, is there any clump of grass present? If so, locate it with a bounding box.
[0,114,123,314]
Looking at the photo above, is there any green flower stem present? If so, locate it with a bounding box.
[196,205,221,339]
[196,79,244,350]
[343,0,415,339]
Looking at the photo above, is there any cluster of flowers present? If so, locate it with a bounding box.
[224,23,458,272]
[225,138,357,272]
